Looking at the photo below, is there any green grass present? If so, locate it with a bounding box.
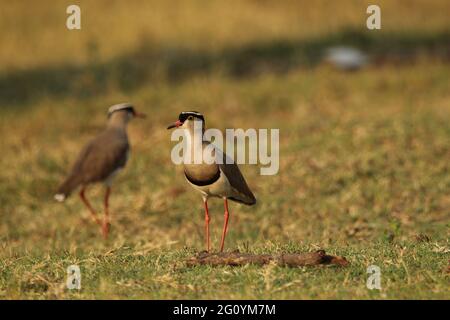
[1,243,448,299]
[0,1,449,299]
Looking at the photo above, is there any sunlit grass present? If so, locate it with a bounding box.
[0,1,449,299]
[1,0,449,71]
[1,62,449,298]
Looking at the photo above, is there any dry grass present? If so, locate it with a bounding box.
[1,0,449,71]
[0,1,449,299]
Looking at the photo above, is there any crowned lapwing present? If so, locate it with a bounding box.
[54,103,145,238]
[167,111,256,252]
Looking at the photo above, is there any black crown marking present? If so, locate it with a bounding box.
[179,111,205,123]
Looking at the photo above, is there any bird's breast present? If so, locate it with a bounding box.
[183,163,219,184]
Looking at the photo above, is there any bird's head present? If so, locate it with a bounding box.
[107,103,146,121]
[167,111,205,130]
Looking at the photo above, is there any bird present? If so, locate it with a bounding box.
[54,103,146,238]
[167,111,256,252]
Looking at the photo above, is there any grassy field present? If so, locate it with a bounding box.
[0,1,449,299]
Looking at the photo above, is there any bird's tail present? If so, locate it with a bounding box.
[241,193,257,206]
[54,175,79,202]
[229,192,256,206]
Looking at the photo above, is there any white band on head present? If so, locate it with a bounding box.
[108,103,133,116]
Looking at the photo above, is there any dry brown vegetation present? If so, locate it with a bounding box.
[0,0,449,299]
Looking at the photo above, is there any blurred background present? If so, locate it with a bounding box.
[0,0,449,298]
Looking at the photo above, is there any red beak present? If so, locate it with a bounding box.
[134,111,146,118]
[167,120,182,129]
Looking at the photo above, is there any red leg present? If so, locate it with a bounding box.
[102,186,111,239]
[79,187,101,226]
[219,198,230,252]
[203,198,210,252]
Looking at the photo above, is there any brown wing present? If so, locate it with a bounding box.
[68,128,129,184]
[219,152,256,205]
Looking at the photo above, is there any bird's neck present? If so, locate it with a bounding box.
[183,127,207,163]
[107,113,129,130]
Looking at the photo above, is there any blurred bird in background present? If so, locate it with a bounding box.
[54,103,146,238]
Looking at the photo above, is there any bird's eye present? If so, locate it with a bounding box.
[188,116,193,120]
